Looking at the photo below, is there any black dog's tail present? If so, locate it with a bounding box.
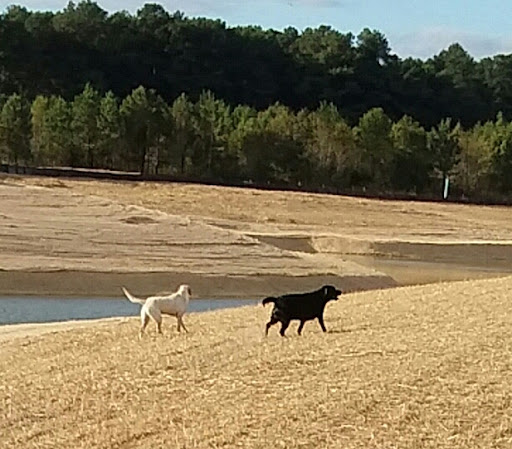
[262,296,278,306]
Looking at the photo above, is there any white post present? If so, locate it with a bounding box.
[443,177,450,199]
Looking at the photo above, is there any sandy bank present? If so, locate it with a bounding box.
[0,181,395,298]
[0,317,127,344]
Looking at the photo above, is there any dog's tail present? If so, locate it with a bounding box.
[121,287,146,305]
[262,296,278,306]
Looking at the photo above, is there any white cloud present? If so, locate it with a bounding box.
[391,26,512,60]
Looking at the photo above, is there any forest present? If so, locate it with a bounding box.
[2,1,512,199]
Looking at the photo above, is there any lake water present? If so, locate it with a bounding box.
[0,297,259,326]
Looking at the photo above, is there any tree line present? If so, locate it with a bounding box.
[1,2,512,199]
[2,84,512,200]
[2,2,512,127]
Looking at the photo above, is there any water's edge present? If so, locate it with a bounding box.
[0,298,259,326]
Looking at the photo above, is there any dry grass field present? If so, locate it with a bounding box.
[2,276,512,448]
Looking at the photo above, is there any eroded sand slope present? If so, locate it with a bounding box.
[0,180,391,297]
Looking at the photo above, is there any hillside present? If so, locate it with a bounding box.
[2,276,512,448]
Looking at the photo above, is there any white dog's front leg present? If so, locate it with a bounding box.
[178,315,188,333]
[139,310,149,339]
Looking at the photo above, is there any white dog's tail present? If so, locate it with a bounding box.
[121,287,146,305]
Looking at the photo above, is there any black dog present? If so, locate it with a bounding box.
[262,285,342,336]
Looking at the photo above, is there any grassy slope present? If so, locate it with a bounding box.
[2,276,512,448]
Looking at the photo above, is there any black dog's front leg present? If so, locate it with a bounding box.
[297,321,305,335]
[279,320,290,336]
[265,316,279,336]
[317,315,327,332]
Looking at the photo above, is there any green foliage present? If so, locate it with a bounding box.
[485,113,512,192]
[71,83,101,167]
[0,93,31,164]
[192,90,233,178]
[391,115,431,192]
[356,28,392,66]
[52,0,108,46]
[97,91,121,168]
[27,94,73,166]
[480,55,512,119]
[240,103,307,185]
[353,107,393,187]
[1,1,510,130]
[3,41,512,202]
[30,95,51,164]
[168,93,196,174]
[306,102,355,187]
[292,26,354,73]
[119,86,168,174]
[45,96,73,165]
[454,124,493,195]
[226,105,258,178]
[428,118,461,179]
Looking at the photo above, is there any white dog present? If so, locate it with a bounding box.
[122,284,192,338]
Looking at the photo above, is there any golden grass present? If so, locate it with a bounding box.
[3,276,512,448]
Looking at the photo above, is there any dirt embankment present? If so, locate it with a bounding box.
[0,178,395,298]
[2,175,512,297]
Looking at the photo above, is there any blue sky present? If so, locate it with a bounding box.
[3,0,512,59]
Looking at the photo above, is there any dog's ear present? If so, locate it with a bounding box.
[188,286,192,296]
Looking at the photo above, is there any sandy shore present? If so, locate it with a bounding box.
[0,317,129,343]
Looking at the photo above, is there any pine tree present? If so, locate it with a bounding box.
[0,93,32,165]
[71,83,101,167]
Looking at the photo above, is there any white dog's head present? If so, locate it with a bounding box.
[178,284,192,298]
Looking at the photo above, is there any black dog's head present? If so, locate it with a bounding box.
[322,285,342,302]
